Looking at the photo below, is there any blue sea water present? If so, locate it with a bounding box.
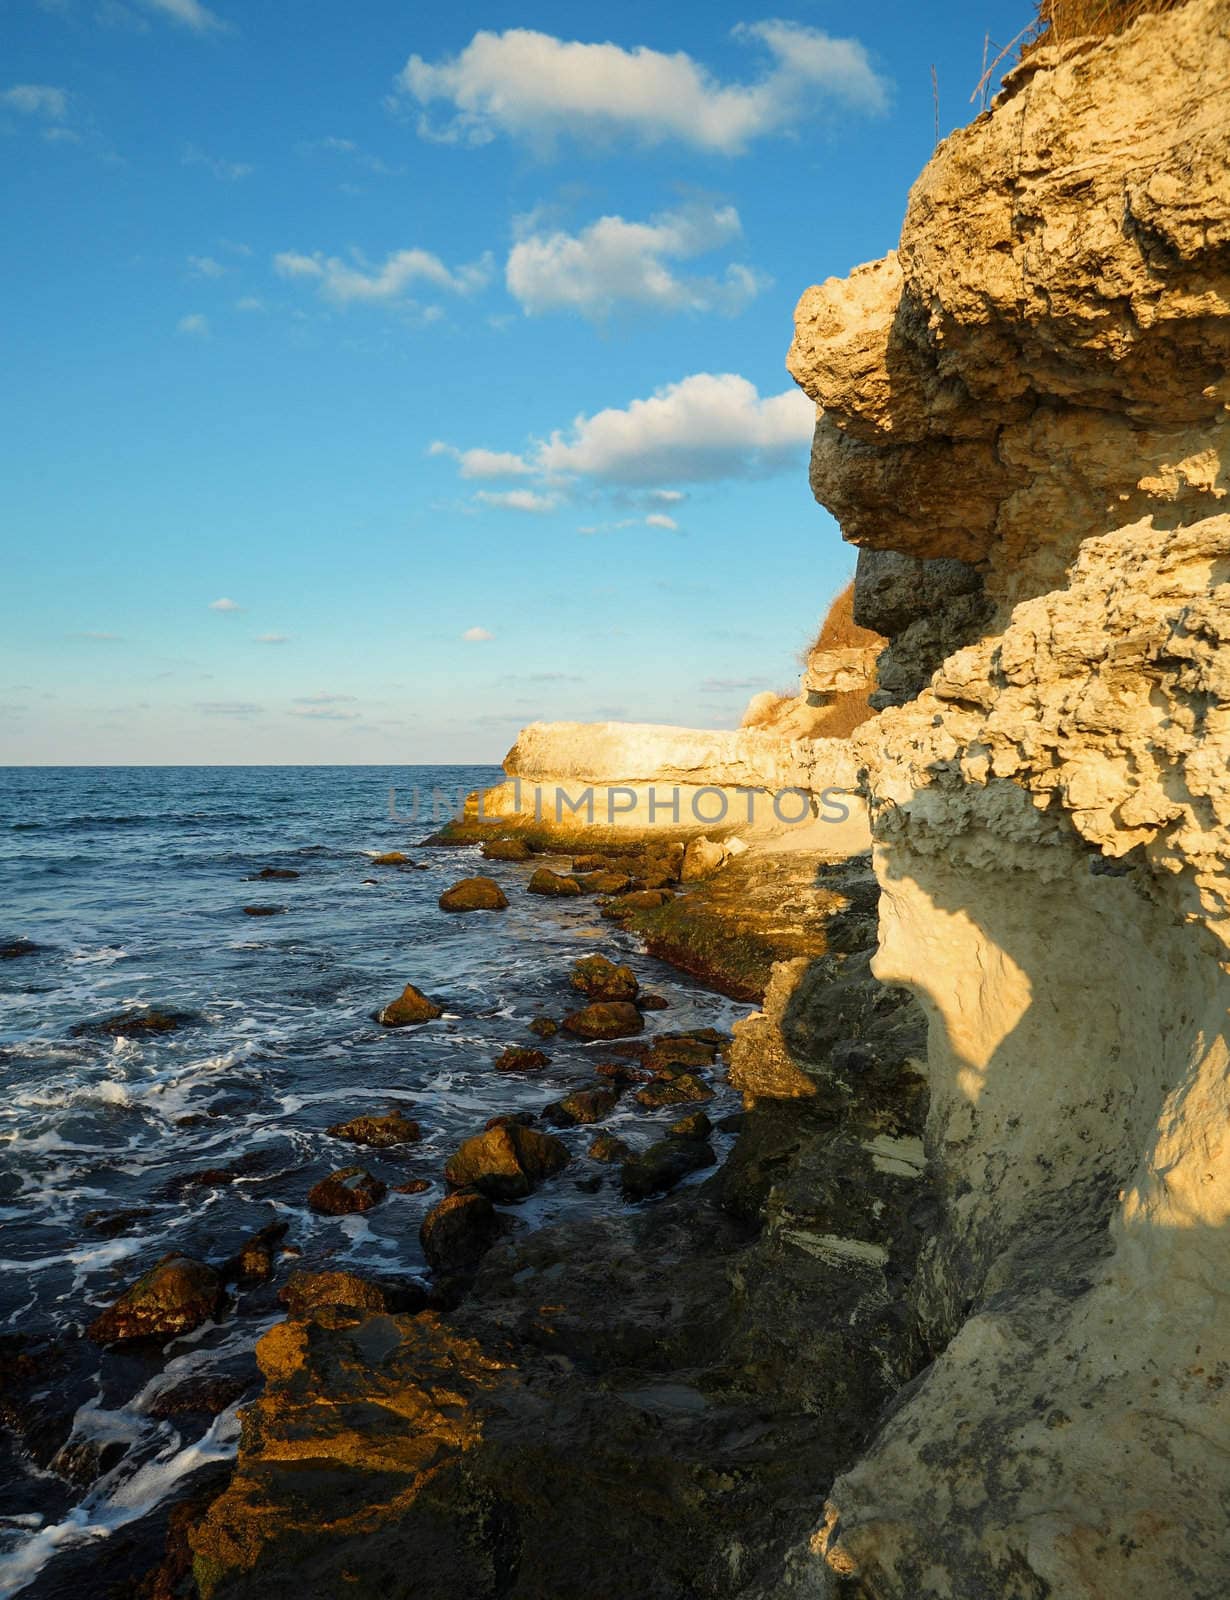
[0,766,741,1597]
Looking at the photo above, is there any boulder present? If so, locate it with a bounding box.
[377,983,442,1026]
[528,1016,558,1038]
[570,954,639,1003]
[645,1036,719,1072]
[307,1167,387,1216]
[279,1270,393,1319]
[484,1111,537,1131]
[528,868,582,897]
[438,876,509,912]
[668,1111,712,1140]
[634,1073,715,1110]
[1,939,40,959]
[327,1109,422,1148]
[577,871,634,896]
[87,1253,224,1345]
[562,1001,645,1041]
[595,1061,649,1086]
[419,1189,501,1274]
[71,1007,193,1038]
[494,1045,550,1073]
[394,1177,432,1195]
[638,993,670,1010]
[481,837,533,861]
[571,853,611,873]
[541,1087,622,1127]
[603,889,675,919]
[588,1133,632,1164]
[222,1220,288,1286]
[444,1125,570,1201]
[247,867,299,881]
[371,851,411,866]
[680,836,728,882]
[620,1138,715,1201]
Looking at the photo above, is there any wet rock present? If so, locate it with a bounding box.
[0,938,40,960]
[634,1073,715,1110]
[371,851,411,866]
[307,1167,387,1216]
[484,1111,538,1131]
[542,1087,622,1127]
[578,871,635,896]
[481,837,533,861]
[528,1016,558,1038]
[242,904,284,917]
[82,1206,155,1237]
[621,1138,715,1201]
[668,1111,712,1140]
[279,1270,394,1319]
[438,876,509,912]
[528,867,582,897]
[87,1252,224,1345]
[562,1001,644,1041]
[604,888,675,918]
[327,1109,423,1148]
[596,1060,650,1086]
[247,867,300,881]
[146,1372,251,1420]
[419,1189,502,1274]
[638,992,670,1010]
[574,1173,603,1194]
[222,1220,289,1286]
[570,953,639,1003]
[645,1035,719,1072]
[444,1124,571,1201]
[71,1007,194,1038]
[376,983,443,1026]
[588,1133,633,1163]
[494,1045,550,1073]
[572,853,611,873]
[394,1177,432,1195]
[681,836,729,882]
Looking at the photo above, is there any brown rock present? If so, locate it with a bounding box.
[528,1016,558,1038]
[541,1087,621,1127]
[588,1133,633,1164]
[638,992,670,1010]
[668,1111,713,1140]
[484,1111,537,1131]
[528,868,582,897]
[620,1138,715,1201]
[481,837,533,861]
[394,1177,432,1195]
[570,953,640,1002]
[87,1253,224,1345]
[377,983,443,1027]
[0,939,40,960]
[371,851,411,866]
[562,1001,644,1041]
[222,1220,289,1286]
[444,1125,571,1201]
[248,866,300,880]
[595,1061,650,1086]
[634,1073,715,1110]
[494,1045,550,1073]
[571,853,611,873]
[72,1007,192,1038]
[279,1270,392,1318]
[438,876,509,912]
[578,871,634,896]
[646,1035,719,1071]
[327,1109,423,1148]
[603,889,675,918]
[241,904,284,917]
[419,1189,502,1274]
[307,1167,387,1216]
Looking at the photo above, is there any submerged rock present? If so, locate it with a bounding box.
[588,1133,632,1163]
[570,953,639,1002]
[222,1220,289,1286]
[668,1111,712,1140]
[370,851,411,866]
[376,983,442,1026]
[87,1252,224,1344]
[634,1073,715,1110]
[0,938,40,960]
[438,875,509,912]
[638,992,670,1010]
[307,1167,387,1216]
[528,867,582,897]
[241,904,284,917]
[494,1045,550,1073]
[562,1001,644,1041]
[394,1177,432,1195]
[528,1015,558,1038]
[541,1087,622,1127]
[620,1138,715,1201]
[444,1124,570,1201]
[247,866,299,881]
[327,1109,423,1147]
[481,836,533,861]
[419,1189,502,1274]
[71,1006,194,1038]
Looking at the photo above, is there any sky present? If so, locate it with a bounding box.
[1,0,1027,764]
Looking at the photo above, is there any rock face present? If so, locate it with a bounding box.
[780,6,1230,1596]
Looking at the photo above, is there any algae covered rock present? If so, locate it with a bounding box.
[327,1109,422,1148]
[634,1073,715,1110]
[481,836,533,861]
[87,1252,224,1345]
[494,1045,550,1073]
[376,983,443,1026]
[570,953,639,1002]
[588,1133,632,1164]
[562,1001,644,1041]
[541,1086,621,1127]
[528,867,582,897]
[438,876,509,912]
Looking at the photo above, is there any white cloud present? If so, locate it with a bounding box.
[188,254,225,277]
[537,372,815,486]
[208,596,243,612]
[428,441,531,479]
[294,692,356,704]
[462,626,494,641]
[650,489,685,503]
[274,247,492,304]
[645,513,678,531]
[473,489,558,514]
[136,0,225,32]
[235,295,264,312]
[177,312,210,337]
[398,23,888,154]
[506,202,764,319]
[254,633,288,644]
[2,84,68,119]
[183,144,252,180]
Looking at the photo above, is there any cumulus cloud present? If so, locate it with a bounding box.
[137,0,225,31]
[538,371,815,485]
[462,626,494,641]
[177,313,210,336]
[188,254,225,277]
[397,22,888,154]
[428,442,532,479]
[2,84,68,119]
[274,246,493,304]
[645,513,678,531]
[506,202,764,319]
[473,488,558,514]
[208,596,243,611]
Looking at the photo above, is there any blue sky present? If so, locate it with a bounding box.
[1,0,1026,763]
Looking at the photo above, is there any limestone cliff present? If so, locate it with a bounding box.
[783,1,1230,1593]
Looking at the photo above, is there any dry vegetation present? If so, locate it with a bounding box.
[741,582,883,738]
[802,580,884,661]
[1028,0,1187,47]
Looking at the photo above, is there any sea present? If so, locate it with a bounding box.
[0,766,742,1598]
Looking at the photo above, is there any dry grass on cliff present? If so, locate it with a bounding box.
[1029,0,1186,46]
[740,584,882,738]
[802,581,884,662]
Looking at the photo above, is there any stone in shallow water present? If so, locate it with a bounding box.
[419,1189,502,1274]
[71,1006,194,1038]
[0,938,40,960]
[562,1001,644,1041]
[635,1073,715,1110]
[481,836,533,861]
[570,953,639,1002]
[247,866,300,880]
[668,1111,712,1140]
[444,1125,571,1201]
[87,1252,224,1345]
[327,1109,422,1148]
[279,1270,415,1319]
[620,1138,715,1201]
[494,1045,550,1073]
[528,867,582,897]
[528,1015,558,1038]
[438,876,509,912]
[307,1167,387,1216]
[541,1087,622,1127]
[588,1133,632,1164]
[370,851,411,865]
[242,904,284,917]
[377,983,442,1026]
